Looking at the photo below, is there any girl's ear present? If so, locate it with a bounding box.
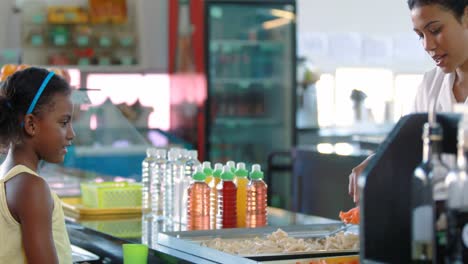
[23,114,36,136]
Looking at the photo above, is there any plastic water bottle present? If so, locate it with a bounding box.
[202,161,213,185]
[185,150,200,177]
[217,165,237,229]
[142,148,157,214]
[210,163,223,229]
[187,165,211,230]
[142,213,153,246]
[235,162,249,228]
[180,150,200,226]
[246,164,268,228]
[152,149,167,219]
[142,148,166,247]
[165,149,183,227]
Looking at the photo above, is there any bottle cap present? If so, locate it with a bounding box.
[226,161,236,172]
[250,164,264,179]
[146,148,158,157]
[156,149,167,158]
[179,149,188,159]
[235,162,248,178]
[202,161,213,176]
[213,163,223,178]
[422,122,443,141]
[188,150,198,160]
[221,165,235,180]
[192,165,206,181]
[168,149,179,161]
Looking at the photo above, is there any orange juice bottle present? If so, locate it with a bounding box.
[210,163,223,229]
[234,162,249,228]
[202,161,213,185]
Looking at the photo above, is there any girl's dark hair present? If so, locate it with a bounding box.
[407,0,468,21]
[0,67,71,151]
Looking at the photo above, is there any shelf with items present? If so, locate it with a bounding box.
[210,39,284,47]
[211,78,282,88]
[214,117,281,127]
[20,0,138,68]
[209,41,283,79]
[209,139,268,165]
[211,89,268,118]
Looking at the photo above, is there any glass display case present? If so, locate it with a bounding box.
[62,89,190,180]
[205,0,297,167]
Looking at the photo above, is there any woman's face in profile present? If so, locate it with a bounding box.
[411,4,468,73]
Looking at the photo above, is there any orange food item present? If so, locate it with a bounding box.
[339,206,360,225]
[1,64,18,81]
[16,64,30,71]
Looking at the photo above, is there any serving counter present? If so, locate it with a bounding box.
[66,207,359,263]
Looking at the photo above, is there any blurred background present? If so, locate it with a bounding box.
[0,0,432,218]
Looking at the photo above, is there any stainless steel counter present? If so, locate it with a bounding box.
[67,207,357,263]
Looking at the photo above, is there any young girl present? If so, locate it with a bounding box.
[0,67,74,263]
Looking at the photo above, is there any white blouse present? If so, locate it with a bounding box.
[413,67,466,113]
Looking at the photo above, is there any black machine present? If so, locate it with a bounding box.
[360,113,460,263]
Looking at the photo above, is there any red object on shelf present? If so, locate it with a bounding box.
[74,48,95,58]
[48,53,70,65]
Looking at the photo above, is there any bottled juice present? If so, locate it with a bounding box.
[234,162,249,228]
[202,161,213,185]
[246,164,268,228]
[210,163,223,229]
[187,165,211,230]
[216,165,237,229]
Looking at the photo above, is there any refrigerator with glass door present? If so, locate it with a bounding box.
[204,0,297,169]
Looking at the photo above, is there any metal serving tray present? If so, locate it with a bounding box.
[157,224,359,264]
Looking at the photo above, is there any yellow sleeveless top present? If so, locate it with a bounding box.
[0,165,72,263]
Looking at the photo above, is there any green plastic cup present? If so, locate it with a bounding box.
[122,244,148,264]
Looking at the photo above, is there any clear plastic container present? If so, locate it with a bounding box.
[142,148,157,214]
[151,149,167,219]
[181,150,201,225]
[165,149,183,225]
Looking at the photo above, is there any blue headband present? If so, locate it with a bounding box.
[26,71,55,115]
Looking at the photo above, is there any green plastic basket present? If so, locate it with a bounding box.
[82,218,142,238]
[80,182,142,208]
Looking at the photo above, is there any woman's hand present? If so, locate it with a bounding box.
[348,154,374,204]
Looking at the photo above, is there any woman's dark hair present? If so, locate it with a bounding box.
[0,67,71,151]
[407,0,468,21]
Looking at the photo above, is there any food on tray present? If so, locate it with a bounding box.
[201,228,359,255]
[339,207,360,225]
